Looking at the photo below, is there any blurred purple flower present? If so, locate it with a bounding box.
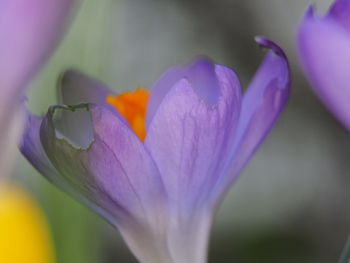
[297,0,350,130]
[0,0,77,179]
[21,37,290,263]
[0,0,77,261]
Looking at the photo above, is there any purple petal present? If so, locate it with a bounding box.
[21,113,57,181]
[239,36,290,132]
[20,107,172,262]
[329,0,350,30]
[56,70,116,146]
[213,38,290,197]
[20,110,115,224]
[166,209,213,263]
[145,65,241,211]
[146,57,221,127]
[145,66,241,262]
[40,104,167,223]
[297,6,350,130]
[146,66,186,127]
[0,0,76,95]
[185,58,220,106]
[0,0,77,178]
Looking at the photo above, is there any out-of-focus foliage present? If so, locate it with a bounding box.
[338,237,350,263]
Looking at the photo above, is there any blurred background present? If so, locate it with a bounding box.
[13,0,350,262]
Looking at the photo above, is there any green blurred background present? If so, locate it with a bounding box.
[13,0,350,262]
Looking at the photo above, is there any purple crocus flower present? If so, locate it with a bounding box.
[297,0,350,130]
[21,37,290,263]
[0,0,77,178]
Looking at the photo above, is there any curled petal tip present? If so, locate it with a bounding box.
[254,36,287,59]
[254,37,291,90]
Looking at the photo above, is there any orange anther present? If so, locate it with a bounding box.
[106,88,149,141]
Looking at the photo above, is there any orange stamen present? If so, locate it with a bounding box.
[106,87,149,141]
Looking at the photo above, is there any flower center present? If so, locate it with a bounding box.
[106,88,149,142]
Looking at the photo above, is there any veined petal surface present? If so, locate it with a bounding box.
[21,111,115,223]
[147,57,221,127]
[145,65,241,262]
[22,105,171,263]
[146,66,241,210]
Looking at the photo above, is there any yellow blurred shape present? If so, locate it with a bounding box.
[0,186,54,263]
[106,88,150,142]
